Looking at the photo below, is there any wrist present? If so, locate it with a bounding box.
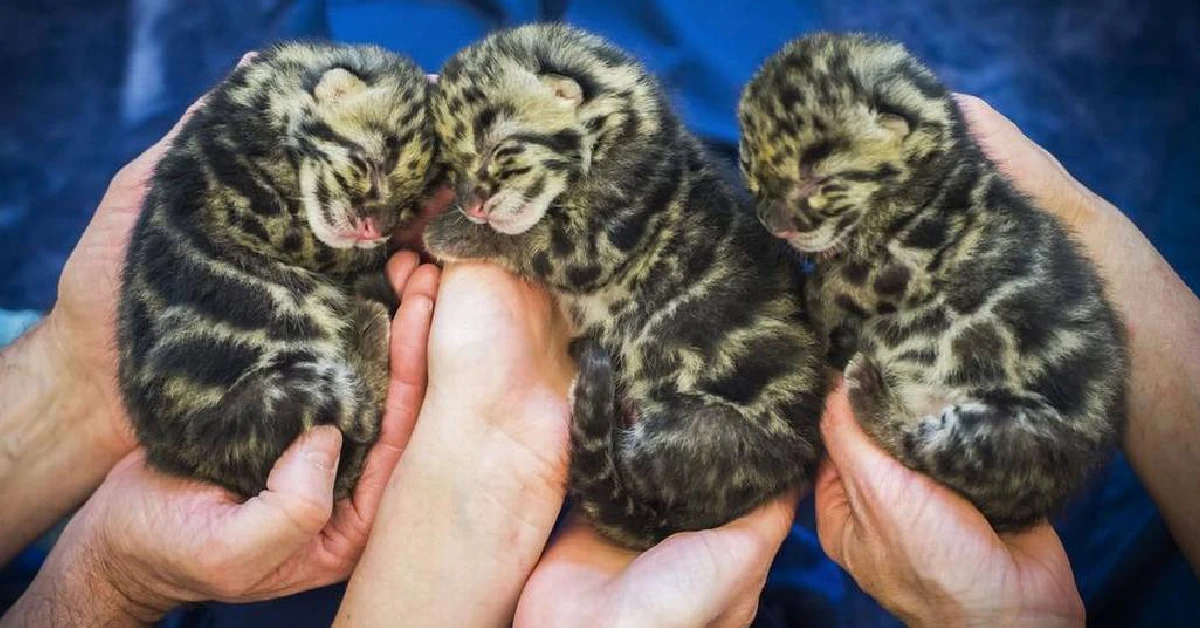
[6,524,175,627]
[0,318,134,563]
[897,588,1085,628]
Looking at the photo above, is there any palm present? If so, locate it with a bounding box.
[425,263,575,469]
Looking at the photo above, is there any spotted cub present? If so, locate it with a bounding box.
[425,24,827,549]
[739,32,1127,531]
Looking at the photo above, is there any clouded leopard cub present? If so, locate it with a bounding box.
[423,24,827,549]
[739,33,1127,531]
[118,42,437,498]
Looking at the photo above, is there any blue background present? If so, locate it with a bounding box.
[2,1,1197,626]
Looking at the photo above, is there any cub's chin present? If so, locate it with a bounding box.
[421,209,506,265]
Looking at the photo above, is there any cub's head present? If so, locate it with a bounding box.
[738,33,954,253]
[226,43,436,253]
[423,24,653,265]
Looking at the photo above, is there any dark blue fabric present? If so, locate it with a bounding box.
[2,1,1198,626]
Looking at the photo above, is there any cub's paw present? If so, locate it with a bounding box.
[845,353,889,425]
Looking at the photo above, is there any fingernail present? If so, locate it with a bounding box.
[304,426,342,471]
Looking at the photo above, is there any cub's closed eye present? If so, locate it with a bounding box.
[874,104,913,137]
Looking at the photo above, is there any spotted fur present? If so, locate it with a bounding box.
[423,24,826,550]
[739,33,1128,531]
[117,42,437,498]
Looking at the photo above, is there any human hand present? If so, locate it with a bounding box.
[3,254,439,626]
[515,492,800,628]
[814,380,1085,627]
[334,262,576,626]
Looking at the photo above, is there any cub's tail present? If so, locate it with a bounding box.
[568,340,668,549]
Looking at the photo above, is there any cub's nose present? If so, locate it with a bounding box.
[756,200,801,236]
[456,182,489,222]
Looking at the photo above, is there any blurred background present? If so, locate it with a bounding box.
[1,1,1197,626]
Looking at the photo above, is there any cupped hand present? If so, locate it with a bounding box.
[814,379,1085,627]
[11,255,439,624]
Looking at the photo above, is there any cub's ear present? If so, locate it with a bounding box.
[314,67,366,102]
[539,74,583,108]
[877,111,911,137]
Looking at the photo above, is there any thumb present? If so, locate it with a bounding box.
[618,493,797,626]
[225,426,341,563]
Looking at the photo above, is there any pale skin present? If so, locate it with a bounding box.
[0,75,1196,627]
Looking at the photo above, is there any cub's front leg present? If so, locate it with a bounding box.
[332,297,391,498]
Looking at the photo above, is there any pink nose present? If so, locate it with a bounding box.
[354,217,382,240]
[463,202,489,220]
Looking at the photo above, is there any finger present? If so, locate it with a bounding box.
[709,595,763,628]
[383,271,437,444]
[545,512,642,573]
[514,514,632,627]
[1002,519,1070,561]
[703,493,802,627]
[386,250,422,298]
[812,459,852,567]
[821,381,940,519]
[226,426,340,565]
[348,269,439,515]
[402,264,441,304]
[715,489,800,549]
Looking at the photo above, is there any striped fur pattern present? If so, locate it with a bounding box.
[423,24,827,549]
[117,42,437,498]
[739,33,1128,531]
